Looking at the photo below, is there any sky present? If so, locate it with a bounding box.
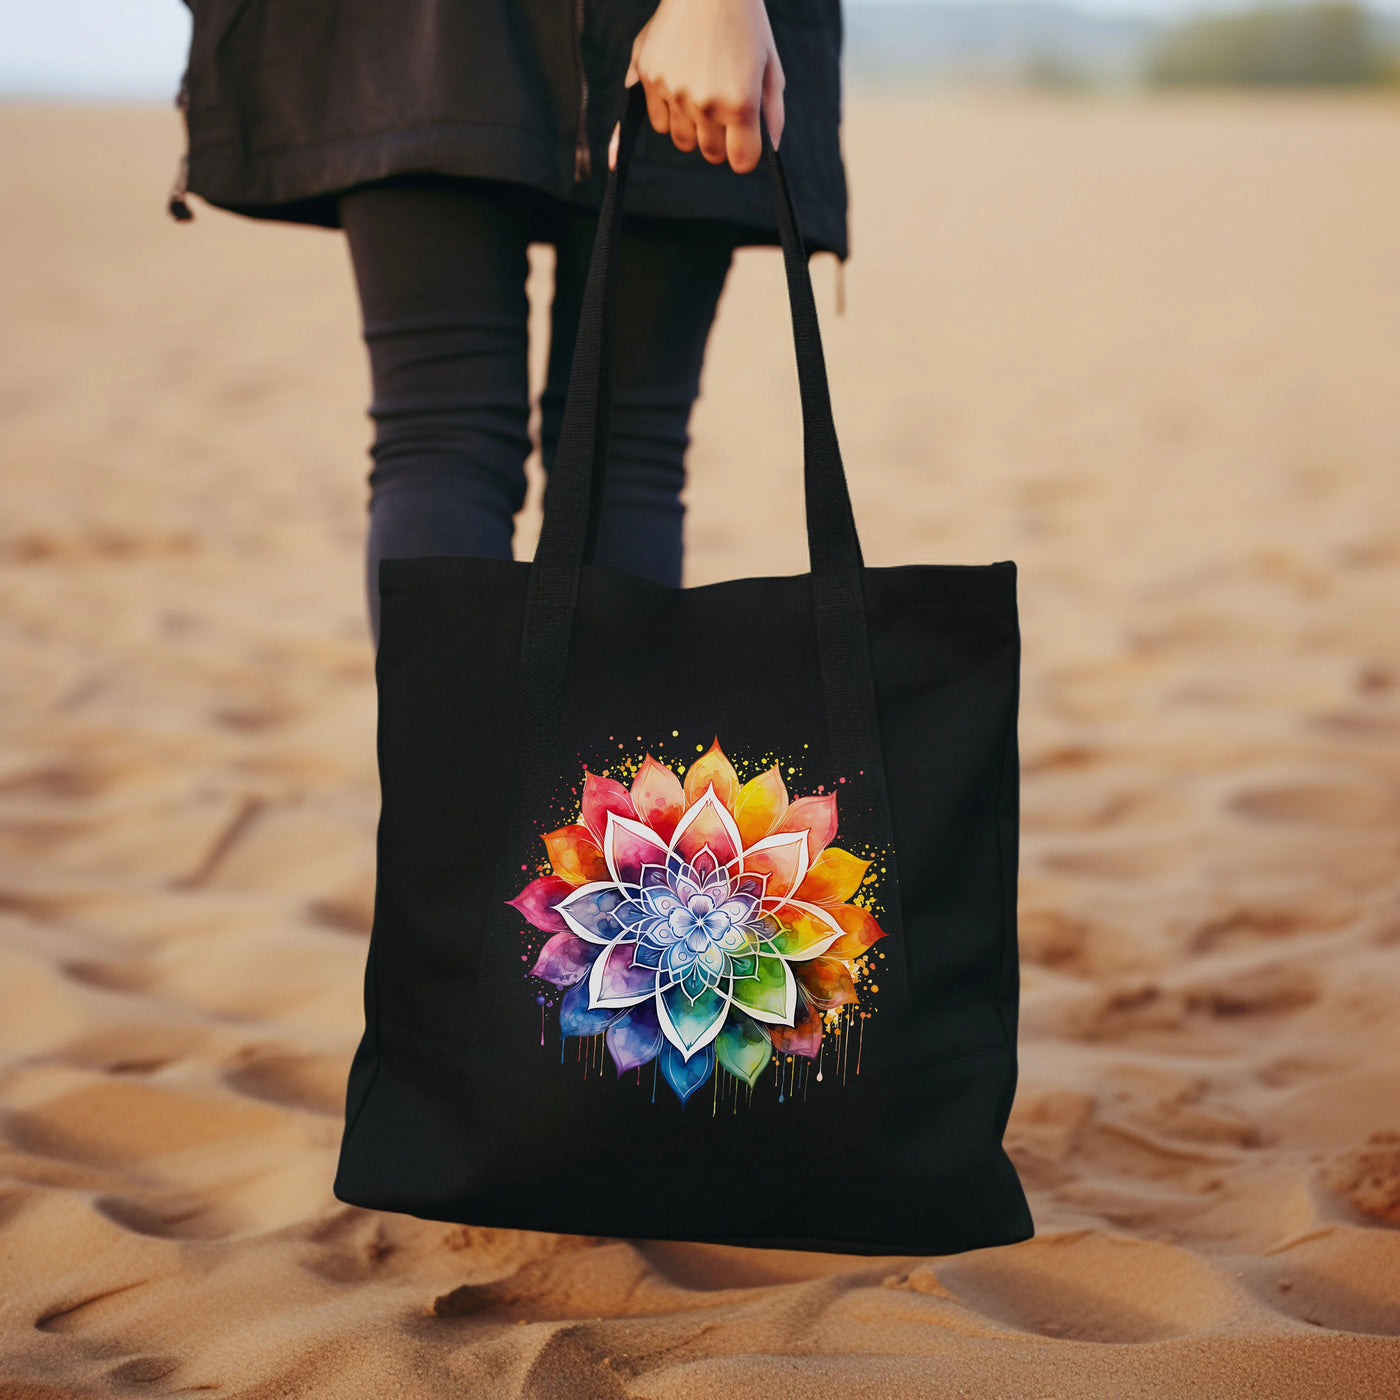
[0,0,1393,99]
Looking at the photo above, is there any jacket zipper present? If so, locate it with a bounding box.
[168,73,194,221]
[572,0,592,182]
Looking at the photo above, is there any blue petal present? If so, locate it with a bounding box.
[606,1000,664,1075]
[559,886,627,941]
[661,1041,715,1107]
[559,978,618,1037]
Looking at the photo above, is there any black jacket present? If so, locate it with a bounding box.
[179,0,848,257]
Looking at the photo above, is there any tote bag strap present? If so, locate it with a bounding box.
[531,87,863,585]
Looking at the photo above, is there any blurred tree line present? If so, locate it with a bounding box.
[1148,2,1399,85]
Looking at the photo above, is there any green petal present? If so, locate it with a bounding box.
[730,954,794,1024]
[716,1011,772,1089]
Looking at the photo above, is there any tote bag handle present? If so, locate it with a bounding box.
[531,84,864,589]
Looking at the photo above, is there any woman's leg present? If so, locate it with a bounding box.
[340,178,534,638]
[540,213,735,588]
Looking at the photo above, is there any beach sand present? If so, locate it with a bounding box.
[1,93,1398,1397]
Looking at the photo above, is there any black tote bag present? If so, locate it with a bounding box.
[334,89,1033,1255]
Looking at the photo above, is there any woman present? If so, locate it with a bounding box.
[176,0,847,637]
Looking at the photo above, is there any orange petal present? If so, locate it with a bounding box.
[682,739,739,811]
[542,824,609,886]
[824,903,888,961]
[794,847,870,906]
[774,794,838,861]
[630,754,684,841]
[795,957,858,1010]
[732,765,789,848]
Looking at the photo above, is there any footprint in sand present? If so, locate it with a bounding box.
[1071,964,1320,1042]
[60,958,152,994]
[3,1077,290,1169]
[1253,1227,1400,1337]
[224,1050,349,1116]
[1189,895,1357,954]
[1229,781,1400,827]
[95,1192,235,1241]
[935,1232,1244,1343]
[1040,839,1187,881]
[1017,908,1151,977]
[56,1024,207,1075]
[108,1355,183,1384]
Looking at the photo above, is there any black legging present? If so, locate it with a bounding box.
[340,177,735,638]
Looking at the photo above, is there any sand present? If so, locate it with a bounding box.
[1,92,1398,1397]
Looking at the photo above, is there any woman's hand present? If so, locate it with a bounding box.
[609,0,784,174]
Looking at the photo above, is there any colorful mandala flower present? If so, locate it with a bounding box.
[510,740,889,1105]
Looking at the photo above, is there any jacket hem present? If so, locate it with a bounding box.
[186,121,848,258]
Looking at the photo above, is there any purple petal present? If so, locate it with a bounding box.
[556,884,627,944]
[593,939,657,1005]
[717,893,757,925]
[606,1000,664,1075]
[530,931,599,988]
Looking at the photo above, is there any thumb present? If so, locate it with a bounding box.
[626,29,645,87]
[761,53,785,150]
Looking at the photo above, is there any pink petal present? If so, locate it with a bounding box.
[603,815,670,885]
[671,789,743,869]
[506,875,575,933]
[774,794,838,860]
[673,803,740,868]
[580,771,638,844]
[630,755,685,841]
[741,830,810,906]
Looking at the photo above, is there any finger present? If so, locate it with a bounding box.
[608,121,620,172]
[695,111,729,166]
[626,30,644,87]
[725,114,761,174]
[668,101,698,154]
[643,80,671,135]
[762,55,786,151]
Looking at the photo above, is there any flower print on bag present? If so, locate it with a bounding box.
[509,740,890,1106]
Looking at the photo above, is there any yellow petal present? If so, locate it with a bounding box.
[794,847,870,906]
[682,739,739,811]
[732,764,789,847]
